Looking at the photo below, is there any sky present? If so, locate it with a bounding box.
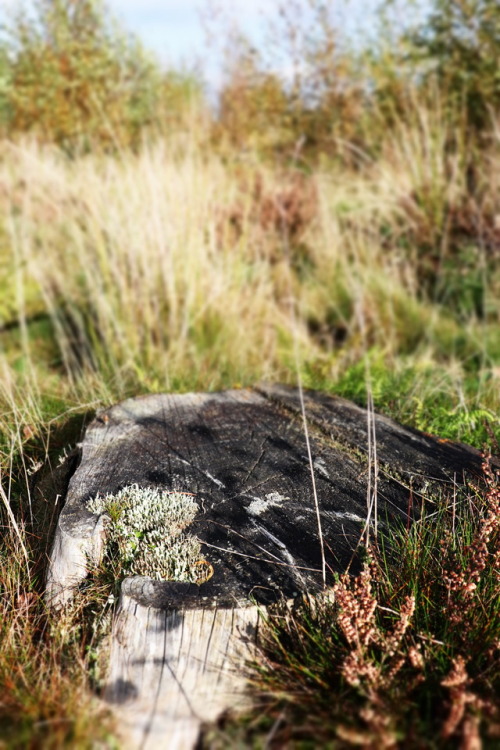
[108,1,264,66]
[106,0,270,87]
[0,0,427,89]
[104,0,393,68]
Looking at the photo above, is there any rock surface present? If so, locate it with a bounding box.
[44,384,485,748]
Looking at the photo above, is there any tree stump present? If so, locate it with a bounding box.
[45,384,485,748]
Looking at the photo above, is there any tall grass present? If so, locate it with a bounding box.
[1,112,499,415]
[1,120,498,743]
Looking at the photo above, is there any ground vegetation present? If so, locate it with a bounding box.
[0,0,499,746]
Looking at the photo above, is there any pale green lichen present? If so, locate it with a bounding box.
[86,484,206,582]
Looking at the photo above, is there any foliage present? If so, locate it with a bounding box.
[214,0,500,161]
[401,0,500,133]
[0,0,498,157]
[0,0,202,150]
[214,1,368,161]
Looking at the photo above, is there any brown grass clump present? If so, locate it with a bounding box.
[216,168,318,266]
[0,523,115,747]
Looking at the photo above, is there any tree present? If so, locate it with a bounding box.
[0,0,162,149]
[406,0,500,130]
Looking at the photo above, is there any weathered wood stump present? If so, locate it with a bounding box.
[45,384,484,749]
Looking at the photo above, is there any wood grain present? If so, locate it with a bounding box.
[106,578,260,750]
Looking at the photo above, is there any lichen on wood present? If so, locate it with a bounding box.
[86,485,207,582]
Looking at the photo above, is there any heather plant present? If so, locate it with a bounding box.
[205,459,499,747]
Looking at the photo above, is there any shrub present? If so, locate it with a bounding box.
[214,2,368,163]
[0,0,167,150]
[402,0,500,133]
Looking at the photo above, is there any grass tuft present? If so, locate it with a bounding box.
[0,521,116,747]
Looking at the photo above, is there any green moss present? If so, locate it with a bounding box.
[303,353,500,450]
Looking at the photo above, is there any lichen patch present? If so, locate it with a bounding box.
[86,484,206,582]
[247,491,289,516]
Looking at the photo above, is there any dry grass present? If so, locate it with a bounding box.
[1,112,498,407]
[0,515,115,748]
[0,96,499,747]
